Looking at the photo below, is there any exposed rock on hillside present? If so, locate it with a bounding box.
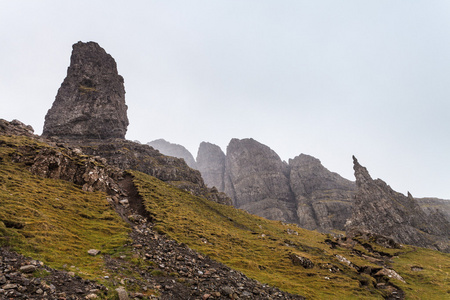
[289,154,355,231]
[148,139,197,169]
[346,156,450,252]
[77,139,231,205]
[224,138,298,224]
[196,142,226,190]
[43,41,129,140]
[416,197,450,222]
[0,119,36,138]
[194,139,356,231]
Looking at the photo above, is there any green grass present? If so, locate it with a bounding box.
[0,135,130,280]
[132,170,450,299]
[1,134,448,299]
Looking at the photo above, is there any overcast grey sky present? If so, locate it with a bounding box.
[1,1,449,199]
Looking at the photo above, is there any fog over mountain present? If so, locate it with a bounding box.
[2,1,450,199]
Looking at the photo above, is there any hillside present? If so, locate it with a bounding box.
[1,131,449,299]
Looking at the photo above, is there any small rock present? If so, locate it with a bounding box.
[35,288,44,294]
[115,287,129,300]
[202,294,211,299]
[2,283,18,290]
[119,199,129,206]
[20,265,37,273]
[85,293,98,299]
[88,249,101,256]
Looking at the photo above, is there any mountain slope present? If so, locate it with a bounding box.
[132,170,450,299]
[1,128,449,299]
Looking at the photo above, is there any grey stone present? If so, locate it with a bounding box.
[115,287,129,300]
[43,41,129,140]
[19,265,37,273]
[87,249,101,256]
[2,283,17,290]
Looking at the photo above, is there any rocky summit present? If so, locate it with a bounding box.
[148,139,197,169]
[224,138,298,224]
[289,154,355,231]
[196,142,226,193]
[43,41,129,140]
[195,138,357,231]
[346,156,450,252]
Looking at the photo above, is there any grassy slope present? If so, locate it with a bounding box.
[132,170,450,299]
[0,135,448,299]
[0,135,130,279]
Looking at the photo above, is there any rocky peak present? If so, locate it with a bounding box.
[347,156,450,252]
[289,154,355,231]
[147,139,197,169]
[196,142,226,190]
[224,138,298,223]
[43,41,129,140]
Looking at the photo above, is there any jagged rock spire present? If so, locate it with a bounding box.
[43,41,129,140]
[347,156,450,252]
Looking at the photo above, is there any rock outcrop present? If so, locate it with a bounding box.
[346,156,450,252]
[43,41,129,140]
[416,197,450,222]
[224,138,298,224]
[148,139,197,169]
[76,139,231,206]
[0,119,36,138]
[195,139,356,231]
[196,142,226,190]
[289,154,355,231]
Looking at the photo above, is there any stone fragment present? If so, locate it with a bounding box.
[2,283,17,290]
[289,254,314,269]
[19,265,37,273]
[87,249,101,256]
[119,199,129,206]
[115,287,129,300]
[375,268,406,283]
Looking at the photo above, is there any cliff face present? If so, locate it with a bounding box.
[195,139,356,231]
[416,197,450,222]
[43,41,129,140]
[223,138,298,224]
[346,156,450,252]
[289,154,355,231]
[148,139,197,169]
[196,142,226,191]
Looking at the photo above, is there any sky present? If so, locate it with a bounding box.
[1,1,449,199]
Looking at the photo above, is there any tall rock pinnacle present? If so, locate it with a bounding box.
[347,156,450,252]
[43,41,129,140]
